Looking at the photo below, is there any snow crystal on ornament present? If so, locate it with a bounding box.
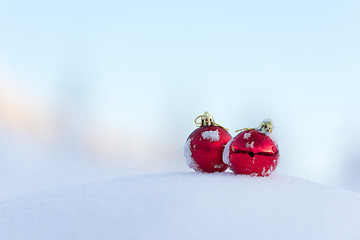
[245,141,254,149]
[244,132,251,140]
[184,138,198,169]
[213,164,222,169]
[261,167,266,176]
[201,130,220,142]
[222,138,234,165]
[262,166,275,176]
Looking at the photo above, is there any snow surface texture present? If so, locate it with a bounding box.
[0,173,360,240]
[201,130,220,142]
[222,138,234,165]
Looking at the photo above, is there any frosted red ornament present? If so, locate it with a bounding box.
[223,120,279,176]
[184,112,232,173]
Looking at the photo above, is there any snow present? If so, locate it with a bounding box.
[0,172,359,240]
[201,130,220,142]
[222,138,234,165]
[244,132,251,139]
[246,141,255,149]
[261,166,274,176]
[184,138,197,170]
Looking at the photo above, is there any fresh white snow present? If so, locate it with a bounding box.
[201,130,220,142]
[222,138,234,165]
[245,141,255,149]
[244,132,251,139]
[184,138,197,170]
[0,172,359,240]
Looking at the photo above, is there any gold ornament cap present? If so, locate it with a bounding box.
[195,112,214,127]
[258,120,273,133]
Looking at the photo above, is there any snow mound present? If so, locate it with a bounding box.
[201,130,220,142]
[223,138,234,165]
[184,138,199,171]
[0,173,359,240]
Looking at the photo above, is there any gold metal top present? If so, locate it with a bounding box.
[258,120,273,133]
[194,112,229,130]
[195,112,214,127]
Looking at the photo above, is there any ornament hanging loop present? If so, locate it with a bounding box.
[235,120,273,134]
[194,116,202,127]
[235,128,255,133]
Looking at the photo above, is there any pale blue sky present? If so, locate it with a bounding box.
[0,0,359,185]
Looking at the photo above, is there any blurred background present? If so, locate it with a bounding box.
[0,0,359,196]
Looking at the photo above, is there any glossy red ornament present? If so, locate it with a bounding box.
[184,112,232,173]
[223,121,279,176]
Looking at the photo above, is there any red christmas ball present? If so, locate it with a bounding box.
[223,127,279,176]
[184,125,232,173]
